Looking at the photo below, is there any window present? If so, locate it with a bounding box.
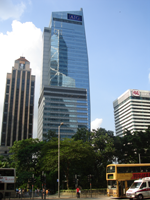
[0,170,14,176]
[108,180,117,189]
[7,183,14,190]
[107,166,115,173]
[140,182,146,189]
[0,183,4,190]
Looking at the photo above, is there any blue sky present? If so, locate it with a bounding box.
[0,0,149,137]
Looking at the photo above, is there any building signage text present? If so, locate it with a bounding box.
[0,176,14,183]
[67,14,82,22]
[132,90,140,96]
[131,173,150,179]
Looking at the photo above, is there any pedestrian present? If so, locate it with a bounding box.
[35,189,37,196]
[37,188,40,196]
[42,188,45,199]
[76,186,80,198]
[16,188,19,198]
[29,189,32,197]
[22,189,24,197]
[18,188,21,198]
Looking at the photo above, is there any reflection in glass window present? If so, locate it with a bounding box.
[108,180,117,189]
[107,166,115,173]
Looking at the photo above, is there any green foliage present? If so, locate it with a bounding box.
[90,128,115,188]
[40,138,96,189]
[114,127,150,163]
[72,128,91,142]
[0,155,12,168]
[43,130,57,142]
[7,126,150,191]
[9,138,44,175]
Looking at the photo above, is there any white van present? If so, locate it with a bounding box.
[126,177,150,200]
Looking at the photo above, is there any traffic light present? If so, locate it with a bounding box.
[87,174,94,182]
[34,178,36,183]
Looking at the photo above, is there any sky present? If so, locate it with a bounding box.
[0,0,149,138]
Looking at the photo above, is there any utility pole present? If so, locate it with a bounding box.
[41,171,44,199]
[58,122,63,198]
[44,174,46,199]
[88,174,93,197]
[139,154,141,163]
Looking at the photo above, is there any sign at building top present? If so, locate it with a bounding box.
[67,14,82,22]
[132,90,140,96]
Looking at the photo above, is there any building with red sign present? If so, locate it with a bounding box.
[113,89,150,136]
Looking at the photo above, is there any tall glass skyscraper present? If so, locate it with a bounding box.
[38,8,90,140]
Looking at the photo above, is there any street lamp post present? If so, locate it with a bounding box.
[58,122,63,198]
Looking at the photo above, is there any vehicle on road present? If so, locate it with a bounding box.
[106,163,150,198]
[126,177,150,200]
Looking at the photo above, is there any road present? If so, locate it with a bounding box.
[41,194,127,200]
[4,194,127,200]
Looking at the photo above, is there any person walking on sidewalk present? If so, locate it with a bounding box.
[76,187,80,198]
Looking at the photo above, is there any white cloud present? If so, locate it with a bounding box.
[0,0,26,21]
[91,118,103,131]
[0,20,42,138]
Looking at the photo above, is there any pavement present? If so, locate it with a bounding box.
[4,195,123,200]
[2,194,125,200]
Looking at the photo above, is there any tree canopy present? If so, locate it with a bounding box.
[40,138,96,189]
[2,126,150,191]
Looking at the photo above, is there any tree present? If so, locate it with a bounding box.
[114,127,150,164]
[43,130,57,142]
[91,128,115,187]
[9,138,44,188]
[0,155,12,168]
[40,138,96,189]
[9,138,44,174]
[72,128,91,142]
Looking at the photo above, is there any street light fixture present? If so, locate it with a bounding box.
[58,122,63,198]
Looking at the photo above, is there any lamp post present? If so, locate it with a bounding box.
[58,122,63,198]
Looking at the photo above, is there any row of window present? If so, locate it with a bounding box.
[45,98,87,104]
[51,26,85,35]
[45,103,87,108]
[53,17,82,25]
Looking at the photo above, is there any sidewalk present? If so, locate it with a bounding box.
[2,194,113,200]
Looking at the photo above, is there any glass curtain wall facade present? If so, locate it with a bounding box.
[38,9,90,140]
[0,57,35,149]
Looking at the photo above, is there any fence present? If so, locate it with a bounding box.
[60,189,107,198]
[0,189,107,199]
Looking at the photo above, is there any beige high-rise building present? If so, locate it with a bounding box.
[0,57,35,154]
[113,89,150,137]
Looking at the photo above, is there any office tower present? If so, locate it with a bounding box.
[113,89,150,136]
[0,57,35,154]
[38,8,90,140]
